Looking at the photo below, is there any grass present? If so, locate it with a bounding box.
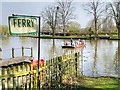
[109,35,119,39]
[40,35,93,39]
[12,34,120,40]
[40,35,120,40]
[62,76,120,90]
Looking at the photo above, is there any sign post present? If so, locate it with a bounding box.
[9,14,41,89]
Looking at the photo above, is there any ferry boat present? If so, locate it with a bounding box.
[62,44,86,48]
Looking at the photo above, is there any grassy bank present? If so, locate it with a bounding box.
[40,35,91,39]
[9,34,120,40]
[61,76,120,90]
[40,35,119,40]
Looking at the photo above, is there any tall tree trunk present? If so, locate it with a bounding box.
[95,19,97,39]
[63,19,66,36]
[94,14,98,39]
[63,25,65,36]
[52,28,55,36]
[117,24,120,38]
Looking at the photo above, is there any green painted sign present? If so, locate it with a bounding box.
[8,16,37,35]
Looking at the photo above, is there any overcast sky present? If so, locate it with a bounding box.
[0,0,113,28]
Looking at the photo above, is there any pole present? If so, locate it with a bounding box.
[0,48,2,60]
[38,16,41,89]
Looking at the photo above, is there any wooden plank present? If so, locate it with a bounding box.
[30,64,33,89]
[2,68,5,89]
[7,67,11,88]
[22,62,25,88]
[58,56,62,83]
[17,65,21,88]
[13,66,16,89]
[0,56,34,67]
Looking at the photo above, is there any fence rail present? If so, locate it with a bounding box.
[1,47,33,59]
[0,47,80,89]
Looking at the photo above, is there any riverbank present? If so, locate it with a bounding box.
[61,76,120,90]
[10,35,120,40]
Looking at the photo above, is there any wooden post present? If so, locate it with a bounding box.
[7,67,11,89]
[22,62,25,71]
[33,73,38,88]
[49,59,52,87]
[58,56,62,84]
[13,66,16,89]
[2,68,5,89]
[75,52,79,77]
[48,59,51,85]
[24,64,27,89]
[77,52,80,75]
[44,61,48,83]
[22,47,24,56]
[22,62,25,88]
[55,57,58,83]
[25,64,29,89]
[30,63,33,89]
[31,47,33,57]
[12,48,14,58]
[75,53,77,77]
[50,59,53,84]
[0,48,2,60]
[17,65,21,88]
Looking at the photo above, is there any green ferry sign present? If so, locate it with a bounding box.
[8,16,37,35]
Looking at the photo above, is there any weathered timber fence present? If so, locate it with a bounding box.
[0,47,34,89]
[0,47,80,89]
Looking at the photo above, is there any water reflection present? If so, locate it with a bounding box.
[83,40,118,77]
[92,40,98,77]
[49,39,61,59]
[80,48,84,75]
[1,37,119,77]
[118,40,120,78]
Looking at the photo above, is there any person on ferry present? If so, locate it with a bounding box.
[81,40,85,44]
[78,39,81,45]
[70,38,73,46]
[66,41,68,45]
[64,41,68,46]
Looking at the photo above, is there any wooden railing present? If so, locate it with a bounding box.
[0,52,80,89]
[11,47,33,58]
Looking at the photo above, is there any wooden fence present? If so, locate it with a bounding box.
[0,47,80,89]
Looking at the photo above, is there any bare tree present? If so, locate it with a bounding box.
[83,0,105,38]
[41,6,59,36]
[106,0,120,38]
[57,0,74,36]
[102,18,114,33]
[67,21,81,33]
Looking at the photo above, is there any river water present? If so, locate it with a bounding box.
[0,37,119,77]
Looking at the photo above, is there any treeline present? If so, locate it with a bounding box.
[0,24,117,36]
[42,27,118,36]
